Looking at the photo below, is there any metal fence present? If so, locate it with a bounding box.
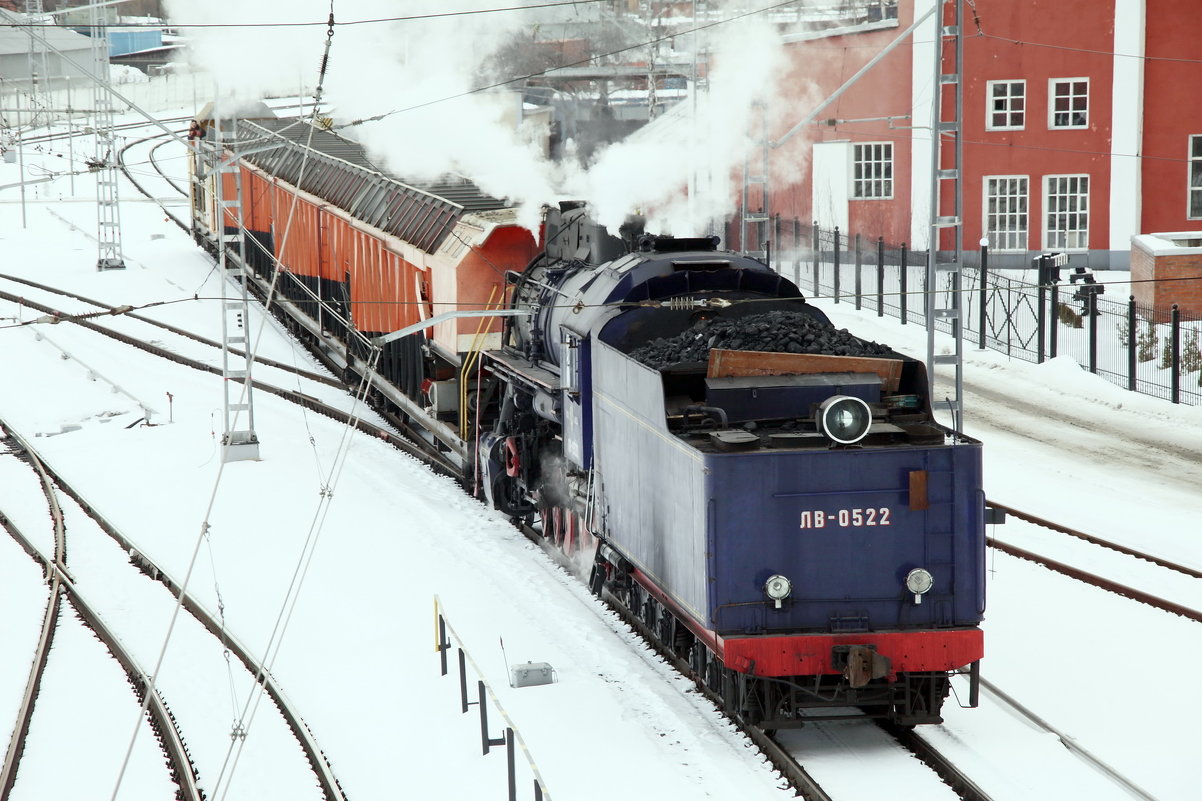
[759,222,1202,406]
[435,596,550,801]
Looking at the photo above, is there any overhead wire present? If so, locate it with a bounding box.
[977,31,1202,66]
[106,9,355,801]
[2,0,614,29]
[804,120,1202,168]
[190,7,381,799]
[6,265,1202,340]
[340,0,813,128]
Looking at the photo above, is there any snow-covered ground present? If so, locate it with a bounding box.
[2,111,1199,801]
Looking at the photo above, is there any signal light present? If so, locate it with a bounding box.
[905,568,934,604]
[816,395,873,445]
[764,574,792,609]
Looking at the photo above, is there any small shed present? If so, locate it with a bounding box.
[1131,232,1202,321]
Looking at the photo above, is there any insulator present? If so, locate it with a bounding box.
[666,296,694,311]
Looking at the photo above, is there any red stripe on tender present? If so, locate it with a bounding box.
[720,628,983,678]
[630,569,982,679]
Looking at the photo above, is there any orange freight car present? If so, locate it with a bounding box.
[192,117,538,453]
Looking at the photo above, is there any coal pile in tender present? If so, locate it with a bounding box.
[630,310,893,369]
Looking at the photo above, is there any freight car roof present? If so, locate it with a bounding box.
[232,118,510,252]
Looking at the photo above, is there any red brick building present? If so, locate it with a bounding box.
[744,0,1202,274]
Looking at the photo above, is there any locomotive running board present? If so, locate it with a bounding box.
[235,257,469,465]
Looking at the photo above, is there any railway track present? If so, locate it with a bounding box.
[116,128,193,233]
[111,116,1179,800]
[19,115,195,148]
[0,423,202,801]
[0,417,348,801]
[986,501,1202,623]
[0,273,340,388]
[501,526,979,801]
[146,136,190,197]
[970,678,1163,801]
[0,284,459,476]
[0,429,67,800]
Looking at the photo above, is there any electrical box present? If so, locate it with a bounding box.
[705,372,881,423]
[427,380,458,413]
[510,661,554,688]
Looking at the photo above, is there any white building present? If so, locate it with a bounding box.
[0,12,100,97]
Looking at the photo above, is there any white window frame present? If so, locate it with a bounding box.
[982,175,1029,252]
[986,80,1025,131]
[1048,78,1089,130]
[1189,135,1202,220]
[851,142,893,200]
[1043,174,1089,251]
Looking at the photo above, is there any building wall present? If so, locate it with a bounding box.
[730,0,1202,272]
[1130,240,1155,307]
[768,14,916,245]
[0,16,100,89]
[962,0,1116,263]
[1141,0,1202,234]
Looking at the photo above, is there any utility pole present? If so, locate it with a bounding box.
[211,108,261,462]
[90,1,125,270]
[924,0,965,427]
[24,0,50,129]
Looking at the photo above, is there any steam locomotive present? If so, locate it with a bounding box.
[477,204,984,727]
[193,120,984,728]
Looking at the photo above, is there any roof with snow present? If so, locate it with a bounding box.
[234,118,509,253]
[0,12,95,56]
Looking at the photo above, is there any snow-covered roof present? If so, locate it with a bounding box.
[233,118,510,252]
[0,12,94,56]
[1132,231,1202,256]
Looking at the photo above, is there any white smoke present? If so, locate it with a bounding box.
[567,11,805,235]
[168,0,820,236]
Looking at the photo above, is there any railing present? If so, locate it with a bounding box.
[751,221,1202,406]
[434,597,551,801]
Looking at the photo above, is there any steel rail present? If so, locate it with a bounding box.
[596,581,834,801]
[880,721,993,801]
[987,537,1202,623]
[1,419,348,801]
[17,115,195,147]
[987,501,1202,580]
[0,424,202,801]
[978,679,1163,801]
[0,429,66,801]
[116,129,192,232]
[146,136,190,197]
[0,275,342,388]
[0,288,457,476]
